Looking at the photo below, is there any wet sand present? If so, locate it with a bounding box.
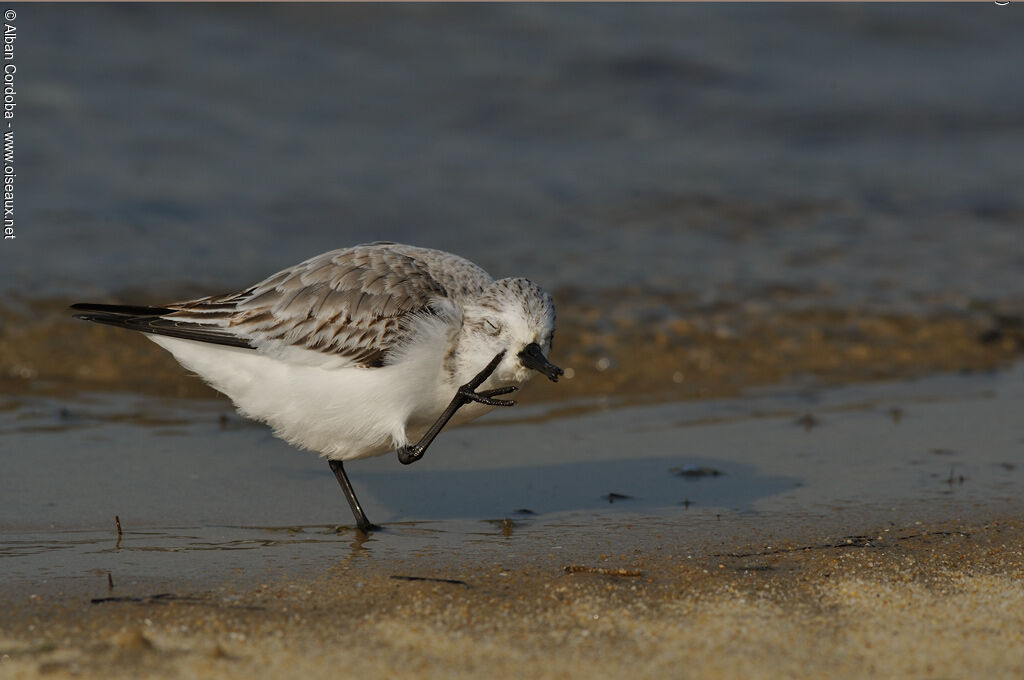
[2,516,1023,679]
[3,293,1022,403]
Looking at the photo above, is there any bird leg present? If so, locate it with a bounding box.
[397,350,517,466]
[329,459,379,533]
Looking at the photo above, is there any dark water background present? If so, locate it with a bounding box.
[4,3,1023,309]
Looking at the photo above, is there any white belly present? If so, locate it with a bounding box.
[149,335,461,461]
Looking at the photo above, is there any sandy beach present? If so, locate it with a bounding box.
[3,294,1024,679]
[3,516,1023,679]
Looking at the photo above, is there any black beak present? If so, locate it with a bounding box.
[518,342,564,382]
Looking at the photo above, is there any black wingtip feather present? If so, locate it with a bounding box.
[71,302,254,350]
[70,302,177,316]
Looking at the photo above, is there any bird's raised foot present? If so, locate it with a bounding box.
[457,383,518,407]
[395,350,517,467]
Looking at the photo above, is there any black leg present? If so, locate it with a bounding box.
[397,350,517,465]
[329,459,378,533]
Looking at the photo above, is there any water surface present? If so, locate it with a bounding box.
[5,4,1023,312]
[3,363,1021,593]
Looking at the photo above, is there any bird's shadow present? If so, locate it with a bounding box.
[345,456,799,521]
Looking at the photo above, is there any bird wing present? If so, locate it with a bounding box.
[74,243,493,368]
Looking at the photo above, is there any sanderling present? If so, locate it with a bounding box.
[72,242,563,532]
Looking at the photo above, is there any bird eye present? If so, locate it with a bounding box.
[484,319,501,335]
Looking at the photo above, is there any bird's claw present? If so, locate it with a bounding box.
[458,384,518,407]
[478,385,518,398]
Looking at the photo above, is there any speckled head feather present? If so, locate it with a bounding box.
[454,277,558,385]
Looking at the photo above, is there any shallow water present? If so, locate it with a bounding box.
[3,363,1021,593]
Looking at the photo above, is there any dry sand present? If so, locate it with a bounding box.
[2,518,1023,679]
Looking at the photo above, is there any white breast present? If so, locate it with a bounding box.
[148,319,460,461]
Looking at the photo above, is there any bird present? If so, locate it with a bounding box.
[71,242,563,532]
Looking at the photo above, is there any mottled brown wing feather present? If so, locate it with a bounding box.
[163,244,491,367]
